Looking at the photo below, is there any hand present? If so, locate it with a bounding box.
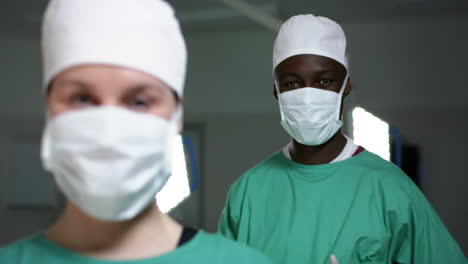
[330,255,339,264]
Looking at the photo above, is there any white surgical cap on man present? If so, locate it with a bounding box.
[42,0,187,97]
[273,14,348,72]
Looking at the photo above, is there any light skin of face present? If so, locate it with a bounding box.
[47,64,179,119]
[45,64,182,260]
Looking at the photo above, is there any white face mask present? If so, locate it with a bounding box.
[277,75,349,146]
[41,106,178,221]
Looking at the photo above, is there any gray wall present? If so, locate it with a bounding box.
[0,15,467,255]
[0,116,60,244]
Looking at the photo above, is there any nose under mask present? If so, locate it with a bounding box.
[277,75,349,146]
[41,106,179,221]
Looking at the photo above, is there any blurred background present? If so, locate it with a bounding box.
[0,0,467,255]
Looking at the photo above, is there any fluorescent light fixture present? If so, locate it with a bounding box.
[156,135,191,213]
[352,107,391,161]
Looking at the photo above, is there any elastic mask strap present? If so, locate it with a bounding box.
[335,74,349,120]
[274,80,282,104]
[338,74,350,96]
[274,80,287,120]
[171,106,183,122]
[170,105,184,134]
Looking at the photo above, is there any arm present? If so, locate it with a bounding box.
[390,185,467,263]
[218,187,239,240]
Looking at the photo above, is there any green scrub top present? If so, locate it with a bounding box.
[218,150,467,264]
[0,231,271,264]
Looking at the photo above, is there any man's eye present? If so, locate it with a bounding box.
[286,81,300,88]
[319,79,332,86]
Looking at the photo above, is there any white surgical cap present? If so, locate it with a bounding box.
[42,0,187,97]
[273,14,348,71]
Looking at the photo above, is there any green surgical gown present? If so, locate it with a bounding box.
[218,150,467,264]
[0,231,271,264]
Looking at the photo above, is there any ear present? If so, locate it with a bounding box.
[343,78,352,97]
[273,83,278,101]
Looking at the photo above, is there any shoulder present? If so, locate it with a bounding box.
[354,151,429,207]
[0,234,44,260]
[355,150,412,185]
[194,232,271,263]
[224,151,284,205]
[355,151,402,173]
[244,151,285,176]
[229,151,284,192]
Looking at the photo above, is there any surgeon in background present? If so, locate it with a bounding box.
[0,0,271,263]
[219,14,467,264]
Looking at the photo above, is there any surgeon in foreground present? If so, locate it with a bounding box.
[0,0,272,263]
[218,14,467,263]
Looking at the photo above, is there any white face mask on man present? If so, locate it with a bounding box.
[41,106,178,221]
[277,75,349,146]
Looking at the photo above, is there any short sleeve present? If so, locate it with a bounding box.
[218,185,240,240]
[390,182,467,264]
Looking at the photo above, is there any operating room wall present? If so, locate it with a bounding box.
[0,15,467,254]
[0,38,55,245]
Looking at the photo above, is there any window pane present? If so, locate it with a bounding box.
[352,107,390,161]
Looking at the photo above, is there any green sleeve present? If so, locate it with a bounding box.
[218,172,252,241]
[390,183,467,263]
[218,185,239,240]
[0,247,15,261]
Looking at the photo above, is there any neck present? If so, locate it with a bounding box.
[289,132,347,165]
[46,201,182,260]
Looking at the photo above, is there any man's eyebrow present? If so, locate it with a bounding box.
[279,72,303,80]
[279,69,341,80]
[314,69,341,75]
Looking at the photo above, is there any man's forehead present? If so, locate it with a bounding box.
[275,54,346,75]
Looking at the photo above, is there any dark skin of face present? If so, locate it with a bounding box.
[274,54,352,165]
